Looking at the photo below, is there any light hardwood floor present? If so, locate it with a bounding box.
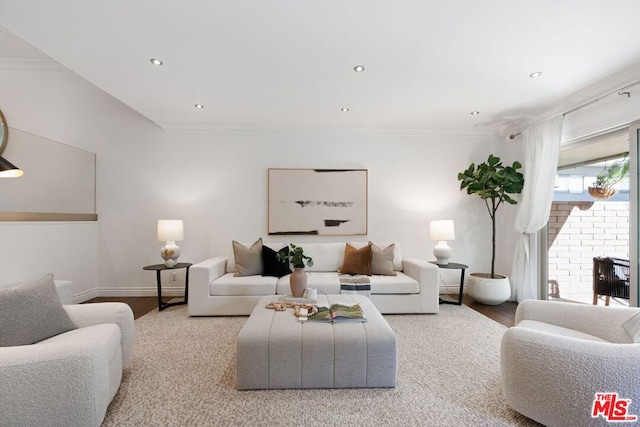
[86,294,518,326]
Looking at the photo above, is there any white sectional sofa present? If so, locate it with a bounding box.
[189,241,440,316]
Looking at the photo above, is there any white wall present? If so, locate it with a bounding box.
[0,61,522,299]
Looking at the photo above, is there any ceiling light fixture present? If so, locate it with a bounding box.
[341,107,350,112]
[470,111,480,115]
[150,58,163,66]
[353,65,365,72]
[195,104,204,109]
[529,71,542,78]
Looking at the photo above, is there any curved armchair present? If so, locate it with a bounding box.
[501,299,640,427]
[0,302,134,427]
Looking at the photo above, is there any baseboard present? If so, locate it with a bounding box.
[73,288,98,304]
[96,286,186,298]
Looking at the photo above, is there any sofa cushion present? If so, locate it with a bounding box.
[0,273,77,347]
[339,243,372,275]
[233,238,264,277]
[210,273,277,296]
[369,272,419,294]
[262,245,292,278]
[276,272,341,295]
[516,320,609,343]
[370,242,397,276]
[294,242,346,272]
[350,241,403,271]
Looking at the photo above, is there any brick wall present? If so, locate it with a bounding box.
[548,201,629,301]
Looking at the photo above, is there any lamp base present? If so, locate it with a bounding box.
[433,241,452,265]
[161,241,181,268]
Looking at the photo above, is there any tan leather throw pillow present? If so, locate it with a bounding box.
[339,242,372,276]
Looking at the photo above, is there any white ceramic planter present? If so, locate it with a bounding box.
[466,273,511,305]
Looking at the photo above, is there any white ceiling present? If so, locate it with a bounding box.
[1,1,640,135]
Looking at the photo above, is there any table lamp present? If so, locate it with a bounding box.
[430,220,455,265]
[157,220,184,267]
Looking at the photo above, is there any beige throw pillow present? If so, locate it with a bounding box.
[370,242,397,276]
[233,238,264,277]
[339,242,372,276]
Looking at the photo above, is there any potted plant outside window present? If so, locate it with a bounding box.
[277,244,313,297]
[588,157,629,200]
[458,154,524,305]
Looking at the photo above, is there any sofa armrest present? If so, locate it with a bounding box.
[515,299,640,343]
[65,303,135,368]
[403,258,439,292]
[188,257,227,307]
[0,324,119,427]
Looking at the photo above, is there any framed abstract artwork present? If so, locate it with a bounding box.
[268,168,368,235]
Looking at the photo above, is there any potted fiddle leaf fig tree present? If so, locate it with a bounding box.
[458,154,524,305]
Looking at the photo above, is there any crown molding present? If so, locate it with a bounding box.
[503,61,640,138]
[159,123,502,139]
[0,58,64,70]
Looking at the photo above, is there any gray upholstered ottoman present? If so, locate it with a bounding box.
[236,294,397,390]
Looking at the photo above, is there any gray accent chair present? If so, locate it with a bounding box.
[0,280,135,427]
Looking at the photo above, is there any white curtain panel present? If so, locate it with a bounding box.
[511,116,564,302]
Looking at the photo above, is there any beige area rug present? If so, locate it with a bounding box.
[103,304,539,427]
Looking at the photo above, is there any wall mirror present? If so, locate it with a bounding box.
[0,111,97,221]
[0,109,7,151]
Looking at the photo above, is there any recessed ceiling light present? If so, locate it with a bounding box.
[195,104,204,109]
[353,65,365,72]
[470,111,480,115]
[529,71,542,78]
[150,58,163,66]
[341,107,350,112]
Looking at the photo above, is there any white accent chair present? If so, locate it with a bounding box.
[0,280,135,427]
[501,299,640,427]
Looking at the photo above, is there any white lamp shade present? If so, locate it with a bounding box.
[429,220,455,241]
[157,220,184,242]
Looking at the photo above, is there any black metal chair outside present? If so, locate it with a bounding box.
[592,256,630,306]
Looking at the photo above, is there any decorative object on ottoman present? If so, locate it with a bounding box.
[157,219,184,267]
[458,154,524,305]
[277,243,314,297]
[429,220,455,265]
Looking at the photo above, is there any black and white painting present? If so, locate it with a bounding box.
[268,169,368,235]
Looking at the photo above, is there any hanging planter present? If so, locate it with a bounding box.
[588,187,617,200]
[588,157,628,200]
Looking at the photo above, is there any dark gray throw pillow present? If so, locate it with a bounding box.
[262,246,292,278]
[0,274,76,347]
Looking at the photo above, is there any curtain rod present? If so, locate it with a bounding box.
[508,79,640,140]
